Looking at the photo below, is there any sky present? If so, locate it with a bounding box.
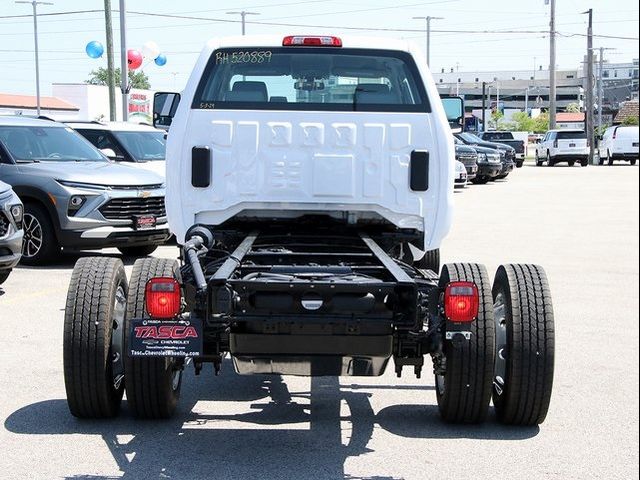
[0,0,638,96]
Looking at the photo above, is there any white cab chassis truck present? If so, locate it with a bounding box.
[63,35,554,425]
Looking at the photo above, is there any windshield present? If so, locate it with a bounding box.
[557,131,586,140]
[459,132,483,143]
[112,131,166,161]
[193,47,429,112]
[0,126,105,162]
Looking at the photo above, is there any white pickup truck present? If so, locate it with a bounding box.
[63,35,555,427]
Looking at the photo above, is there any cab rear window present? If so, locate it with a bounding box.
[192,47,430,112]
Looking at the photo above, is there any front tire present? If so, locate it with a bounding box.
[124,257,182,419]
[118,245,158,257]
[492,264,555,426]
[535,152,543,167]
[435,263,495,424]
[0,270,11,285]
[21,203,60,265]
[63,257,127,418]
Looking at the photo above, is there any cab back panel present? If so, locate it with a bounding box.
[173,110,439,232]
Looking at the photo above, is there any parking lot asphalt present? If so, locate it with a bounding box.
[0,164,638,480]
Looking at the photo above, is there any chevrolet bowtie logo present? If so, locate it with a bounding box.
[138,190,151,198]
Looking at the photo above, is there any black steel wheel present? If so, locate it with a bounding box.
[492,264,555,426]
[435,263,495,424]
[63,257,127,418]
[124,257,183,419]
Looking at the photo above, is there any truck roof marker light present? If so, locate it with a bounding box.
[282,36,342,47]
[444,281,479,323]
[145,277,181,319]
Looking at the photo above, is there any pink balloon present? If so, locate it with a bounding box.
[127,49,143,70]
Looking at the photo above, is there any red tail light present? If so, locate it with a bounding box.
[145,277,181,319]
[282,36,342,47]
[444,281,479,323]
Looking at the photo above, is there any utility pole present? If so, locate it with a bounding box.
[15,0,53,116]
[104,0,116,121]
[412,16,444,65]
[119,0,128,121]
[549,0,557,129]
[226,11,260,35]
[583,8,594,164]
[597,47,615,132]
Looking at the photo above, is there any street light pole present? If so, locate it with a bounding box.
[119,0,128,121]
[16,0,53,116]
[412,16,444,65]
[226,11,260,35]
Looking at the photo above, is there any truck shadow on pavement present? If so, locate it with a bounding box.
[5,364,538,480]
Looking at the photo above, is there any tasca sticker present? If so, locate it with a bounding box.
[129,318,202,357]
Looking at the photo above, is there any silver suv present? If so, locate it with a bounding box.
[0,180,23,284]
[0,116,170,265]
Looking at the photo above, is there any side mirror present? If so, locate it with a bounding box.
[440,96,465,133]
[100,148,118,159]
[153,92,181,131]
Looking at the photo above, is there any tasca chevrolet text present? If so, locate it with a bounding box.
[63,35,555,426]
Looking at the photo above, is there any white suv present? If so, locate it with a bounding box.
[599,125,639,166]
[67,121,166,177]
[535,129,589,167]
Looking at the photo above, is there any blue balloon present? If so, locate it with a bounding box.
[85,41,104,59]
[154,53,167,66]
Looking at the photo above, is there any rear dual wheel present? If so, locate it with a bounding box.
[492,264,555,425]
[63,257,127,418]
[435,263,495,424]
[124,257,183,419]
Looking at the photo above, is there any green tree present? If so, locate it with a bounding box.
[622,116,639,126]
[565,103,581,113]
[86,67,151,90]
[531,112,550,133]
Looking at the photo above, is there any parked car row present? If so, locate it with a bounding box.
[534,126,639,167]
[453,132,517,186]
[0,116,169,274]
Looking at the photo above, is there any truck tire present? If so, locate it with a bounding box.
[124,257,183,419]
[0,269,10,285]
[435,263,495,424]
[568,160,576,167]
[63,257,127,418]
[631,159,637,166]
[546,152,554,167]
[415,249,440,274]
[21,202,60,265]
[580,158,589,167]
[118,245,158,257]
[516,160,524,168]
[492,264,555,426]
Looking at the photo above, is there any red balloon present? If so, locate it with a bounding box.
[127,49,143,70]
